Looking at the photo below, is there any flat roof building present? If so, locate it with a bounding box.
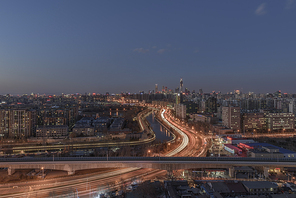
[36,125,68,138]
[239,143,296,158]
[265,113,295,131]
[242,181,278,195]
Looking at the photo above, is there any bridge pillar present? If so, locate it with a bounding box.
[68,171,75,175]
[229,167,235,178]
[8,167,15,175]
[263,167,269,178]
[64,164,75,175]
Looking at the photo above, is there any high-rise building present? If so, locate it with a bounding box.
[200,100,206,112]
[222,106,241,131]
[183,101,199,114]
[289,99,296,114]
[205,97,217,113]
[0,110,9,137]
[0,109,36,138]
[176,93,181,105]
[199,89,203,95]
[274,90,282,98]
[175,103,186,120]
[155,84,158,93]
[38,106,78,127]
[180,78,183,93]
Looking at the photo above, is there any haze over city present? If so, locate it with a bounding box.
[1,1,296,95]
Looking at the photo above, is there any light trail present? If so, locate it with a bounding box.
[5,131,156,153]
[0,167,142,198]
[160,109,189,157]
[159,109,208,157]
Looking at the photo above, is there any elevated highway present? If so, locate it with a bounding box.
[1,157,296,175]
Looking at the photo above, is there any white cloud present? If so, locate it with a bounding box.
[255,3,267,15]
[157,49,166,54]
[152,46,157,49]
[285,0,295,9]
[193,50,199,53]
[133,48,149,53]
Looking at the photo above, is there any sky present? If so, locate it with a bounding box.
[0,1,296,95]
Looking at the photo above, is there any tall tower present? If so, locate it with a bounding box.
[180,78,183,93]
[155,84,158,93]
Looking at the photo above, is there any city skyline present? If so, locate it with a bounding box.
[0,1,296,94]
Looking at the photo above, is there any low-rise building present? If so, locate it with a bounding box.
[226,137,255,145]
[73,126,95,136]
[36,125,68,138]
[239,143,296,158]
[242,181,278,195]
[109,118,124,131]
[75,117,94,127]
[190,114,212,123]
[93,117,110,131]
[224,144,242,155]
[265,113,295,131]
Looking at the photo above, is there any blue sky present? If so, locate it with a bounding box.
[0,1,295,94]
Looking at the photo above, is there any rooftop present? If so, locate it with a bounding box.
[242,181,278,189]
[243,143,296,155]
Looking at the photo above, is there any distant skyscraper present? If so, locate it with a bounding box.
[199,89,203,95]
[274,90,282,98]
[155,84,158,93]
[180,78,183,93]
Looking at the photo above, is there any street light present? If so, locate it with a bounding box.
[41,167,44,178]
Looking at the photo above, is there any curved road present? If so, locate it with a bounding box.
[160,109,189,156]
[159,109,208,157]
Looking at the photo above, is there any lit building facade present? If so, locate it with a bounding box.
[175,104,186,120]
[222,106,241,131]
[36,125,68,138]
[205,97,217,113]
[0,109,36,138]
[73,126,95,136]
[264,113,294,131]
[242,113,266,132]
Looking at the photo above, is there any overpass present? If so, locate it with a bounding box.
[1,157,296,176]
